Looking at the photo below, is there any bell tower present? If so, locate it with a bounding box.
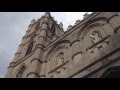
[5,12,64,78]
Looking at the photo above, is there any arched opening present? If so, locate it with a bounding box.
[44,40,71,62]
[100,66,120,78]
[77,17,108,40]
[26,41,34,55]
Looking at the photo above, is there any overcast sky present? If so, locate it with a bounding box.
[0,12,92,78]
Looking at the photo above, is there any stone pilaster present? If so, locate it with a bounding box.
[27,15,49,78]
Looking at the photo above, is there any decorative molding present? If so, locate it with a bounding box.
[71,52,82,60]
[42,21,49,25]
[77,17,108,40]
[26,30,30,33]
[35,44,45,48]
[38,36,46,41]
[45,40,71,51]
[44,40,71,61]
[70,40,80,47]
[107,14,118,22]
[19,44,25,47]
[45,13,100,50]
[27,72,40,78]
[97,45,103,50]
[35,44,45,52]
[12,51,34,67]
[31,58,42,64]
[8,65,15,68]
[69,46,120,78]
[49,61,69,73]
[15,52,21,55]
[40,29,47,32]
[22,36,27,39]
[9,62,16,65]
[86,35,110,51]
[114,26,120,33]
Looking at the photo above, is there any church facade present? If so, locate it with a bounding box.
[5,12,120,78]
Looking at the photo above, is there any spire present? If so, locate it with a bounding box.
[44,12,51,17]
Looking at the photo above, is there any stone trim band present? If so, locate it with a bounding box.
[49,61,69,73]
[31,58,42,64]
[27,72,40,78]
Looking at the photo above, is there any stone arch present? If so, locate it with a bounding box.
[44,40,71,61]
[77,17,108,40]
[100,66,120,78]
[45,42,70,78]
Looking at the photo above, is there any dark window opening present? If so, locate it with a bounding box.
[26,41,34,56]
[16,66,26,78]
[100,66,120,78]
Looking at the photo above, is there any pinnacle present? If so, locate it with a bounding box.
[44,12,51,17]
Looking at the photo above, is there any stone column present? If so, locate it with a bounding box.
[40,62,47,78]
[27,17,48,78]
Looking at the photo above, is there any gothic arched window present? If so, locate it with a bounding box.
[51,24,56,39]
[56,52,64,67]
[16,65,26,78]
[26,41,34,55]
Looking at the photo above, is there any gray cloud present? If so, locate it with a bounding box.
[0,12,91,78]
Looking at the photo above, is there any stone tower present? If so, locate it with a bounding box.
[5,12,64,78]
[5,12,120,78]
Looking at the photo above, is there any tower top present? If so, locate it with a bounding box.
[44,12,51,17]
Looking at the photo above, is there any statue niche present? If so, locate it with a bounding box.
[89,27,103,44]
[56,52,64,67]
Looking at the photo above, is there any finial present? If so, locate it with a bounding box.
[83,12,89,19]
[59,22,63,29]
[75,20,81,25]
[67,25,72,30]
[44,12,51,17]
[31,19,35,24]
